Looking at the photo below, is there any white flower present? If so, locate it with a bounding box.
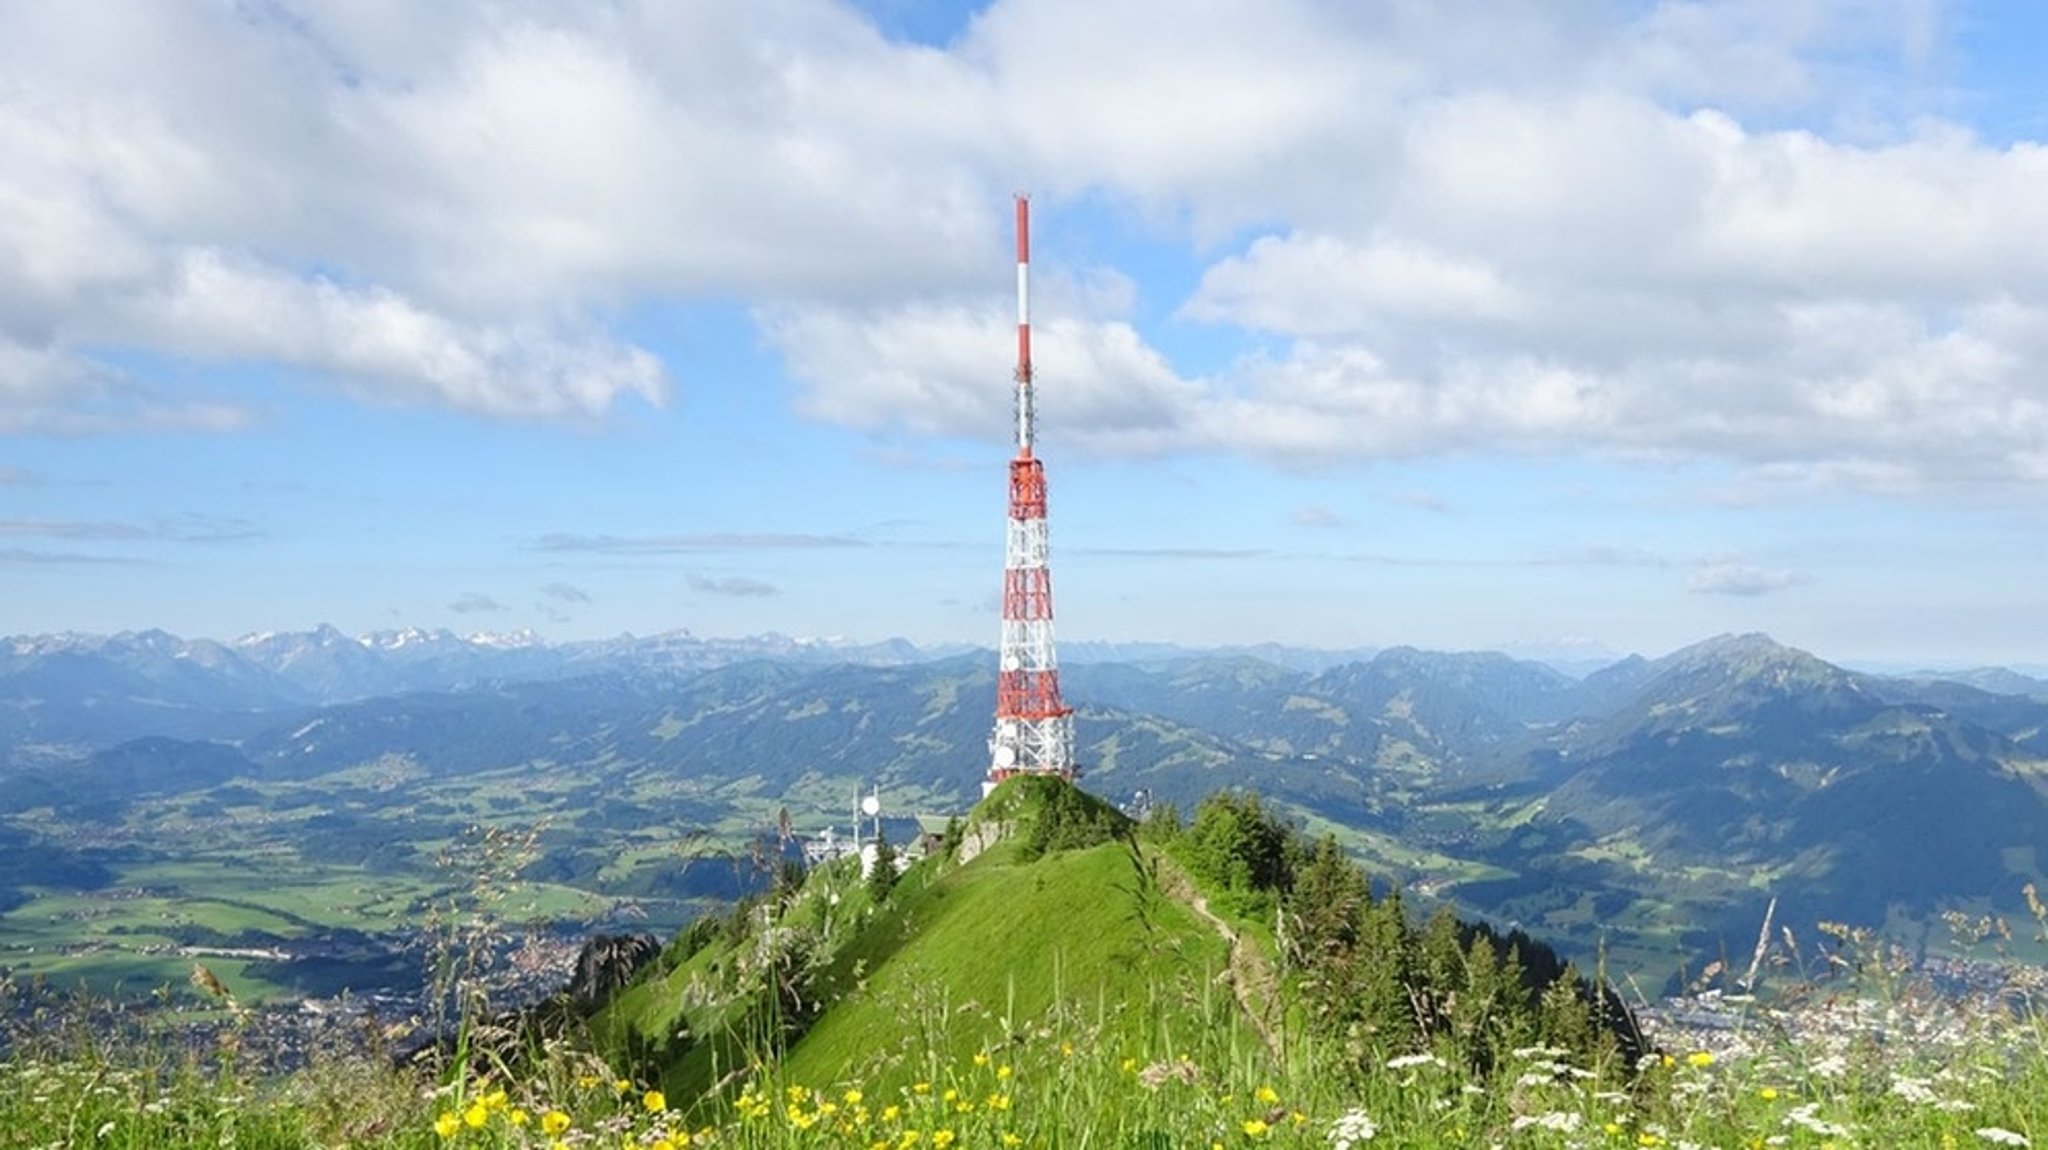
[1890,1077,1938,1104]
[1809,1054,1849,1078]
[1975,1130,2030,1148]
[1509,1112,1583,1133]
[1328,1108,1378,1149]
[1385,1053,1443,1071]
[1785,1103,1852,1138]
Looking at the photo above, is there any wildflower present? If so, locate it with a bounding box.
[974,1052,990,1067]
[1122,1058,1138,1074]
[1511,1113,1583,1134]
[483,1089,509,1111]
[1329,1108,1378,1148]
[1976,1132,2030,1148]
[882,1105,902,1122]
[1256,1086,1280,1105]
[510,1109,530,1127]
[654,1140,677,1150]
[542,1110,573,1136]
[1385,1053,1443,1071]
[1785,1104,1851,1139]
[1687,1052,1714,1068]
[1061,1042,1075,1058]
[913,1082,932,1095]
[845,1089,864,1107]
[616,1079,635,1094]
[1243,1118,1271,1138]
[934,1131,957,1149]
[1759,1088,1778,1101]
[986,1093,1011,1112]
[997,1065,1013,1080]
[1003,1136,1023,1147]
[433,1112,461,1139]
[1892,1077,1938,1105]
[645,1090,668,1114]
[463,1103,488,1129]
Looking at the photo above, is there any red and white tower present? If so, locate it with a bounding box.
[988,195,1076,790]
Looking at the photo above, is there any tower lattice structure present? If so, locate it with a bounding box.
[988,195,1076,788]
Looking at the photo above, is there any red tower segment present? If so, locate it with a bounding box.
[988,195,1075,789]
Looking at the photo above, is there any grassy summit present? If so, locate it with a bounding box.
[588,775,1640,1116]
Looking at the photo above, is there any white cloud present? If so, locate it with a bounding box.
[124,252,666,419]
[1184,235,1519,334]
[2,0,2044,498]
[1689,561,1808,597]
[769,303,1203,456]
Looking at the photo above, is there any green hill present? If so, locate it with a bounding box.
[589,776,1639,1122]
[593,777,1240,1105]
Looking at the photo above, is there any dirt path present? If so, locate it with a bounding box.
[1151,855,1282,1056]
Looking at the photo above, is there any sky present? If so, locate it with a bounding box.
[4,0,2048,667]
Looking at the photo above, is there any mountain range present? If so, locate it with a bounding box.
[5,625,2048,990]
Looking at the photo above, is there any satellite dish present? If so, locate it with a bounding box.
[993,745,1016,768]
[860,794,881,817]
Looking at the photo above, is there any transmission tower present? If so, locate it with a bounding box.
[987,195,1076,792]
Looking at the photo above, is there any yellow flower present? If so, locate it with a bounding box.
[1639,1134,1664,1148]
[1003,1136,1023,1148]
[973,1052,990,1067]
[433,1112,460,1139]
[615,1079,634,1094]
[645,1090,668,1114]
[463,1103,487,1129]
[578,1075,601,1089]
[1291,1112,1307,1127]
[1604,1122,1624,1136]
[933,1132,957,1149]
[1759,1086,1778,1100]
[986,1093,1011,1112]
[844,1089,864,1106]
[1687,1051,1714,1068]
[899,1132,922,1148]
[912,1082,931,1095]
[1242,1119,1270,1138]
[882,1104,902,1122]
[788,1086,809,1103]
[942,1088,958,1103]
[996,1065,1012,1080]
[1060,1042,1075,1058]
[1121,1058,1138,1074]
[542,1110,572,1136]
[1255,1085,1280,1105]
[483,1089,509,1111]
[510,1109,529,1127]
[654,1140,677,1150]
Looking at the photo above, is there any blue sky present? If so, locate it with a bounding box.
[5,0,2048,666]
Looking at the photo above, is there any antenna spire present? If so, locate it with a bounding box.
[988,194,1075,794]
[1014,194,1034,455]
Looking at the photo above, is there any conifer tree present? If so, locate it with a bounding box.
[867,831,898,903]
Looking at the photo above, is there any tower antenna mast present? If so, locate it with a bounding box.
[987,195,1076,792]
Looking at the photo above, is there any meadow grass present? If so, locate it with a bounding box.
[5,964,2048,1149]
